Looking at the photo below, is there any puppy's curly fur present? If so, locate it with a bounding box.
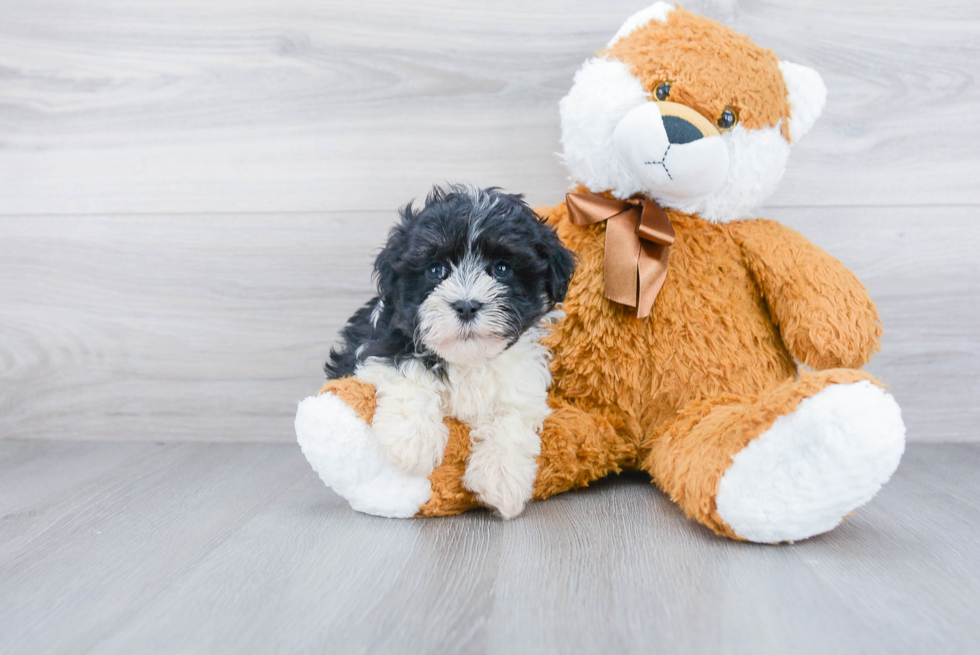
[324,185,575,518]
[327,185,573,378]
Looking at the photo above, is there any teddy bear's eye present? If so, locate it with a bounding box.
[717,108,738,131]
[654,82,671,101]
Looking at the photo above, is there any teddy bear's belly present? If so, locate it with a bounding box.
[545,212,798,439]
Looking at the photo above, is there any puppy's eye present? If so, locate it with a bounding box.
[654,82,671,101]
[717,108,738,131]
[491,263,512,280]
[425,263,448,282]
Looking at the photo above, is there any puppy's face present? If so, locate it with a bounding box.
[375,187,574,366]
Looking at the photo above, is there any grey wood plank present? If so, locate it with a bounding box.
[1,207,976,443]
[0,0,978,214]
[0,441,309,653]
[0,213,380,443]
[0,440,162,556]
[0,441,976,654]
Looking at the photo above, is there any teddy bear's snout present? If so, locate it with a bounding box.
[613,100,730,201]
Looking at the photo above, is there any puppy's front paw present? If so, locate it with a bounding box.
[356,360,450,477]
[372,396,449,477]
[463,440,538,520]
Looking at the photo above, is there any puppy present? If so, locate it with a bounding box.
[325,185,575,519]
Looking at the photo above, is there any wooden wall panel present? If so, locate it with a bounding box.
[0,0,976,442]
[0,0,978,213]
[1,208,975,442]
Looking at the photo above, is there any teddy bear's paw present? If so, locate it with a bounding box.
[372,397,450,478]
[715,381,906,543]
[463,436,539,520]
[295,393,431,518]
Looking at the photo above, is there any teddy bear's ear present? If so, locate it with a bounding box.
[778,60,828,142]
[607,2,676,46]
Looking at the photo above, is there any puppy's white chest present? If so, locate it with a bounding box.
[359,326,555,520]
[440,364,504,424]
[440,331,553,429]
[446,331,553,520]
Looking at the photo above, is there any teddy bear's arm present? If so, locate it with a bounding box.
[729,219,882,369]
[311,379,634,517]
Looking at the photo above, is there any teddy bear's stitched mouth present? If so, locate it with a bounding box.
[643,144,673,180]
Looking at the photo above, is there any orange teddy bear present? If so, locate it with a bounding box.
[296,3,905,543]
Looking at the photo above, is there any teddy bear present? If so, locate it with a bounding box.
[295,2,906,543]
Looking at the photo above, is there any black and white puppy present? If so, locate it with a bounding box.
[326,185,575,518]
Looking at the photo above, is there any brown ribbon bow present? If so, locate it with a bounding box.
[566,192,675,319]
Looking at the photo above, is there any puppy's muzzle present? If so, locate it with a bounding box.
[452,299,484,323]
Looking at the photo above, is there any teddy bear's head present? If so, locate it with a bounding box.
[559,3,826,222]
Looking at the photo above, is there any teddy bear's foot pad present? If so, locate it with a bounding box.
[715,381,905,543]
[295,393,432,518]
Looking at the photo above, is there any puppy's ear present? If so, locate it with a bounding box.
[374,203,415,299]
[536,222,576,305]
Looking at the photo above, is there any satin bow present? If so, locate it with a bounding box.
[566,192,675,319]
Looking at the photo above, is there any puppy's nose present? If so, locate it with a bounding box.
[452,300,483,322]
[662,115,703,145]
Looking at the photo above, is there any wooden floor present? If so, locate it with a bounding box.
[0,441,977,655]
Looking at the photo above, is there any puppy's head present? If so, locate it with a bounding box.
[375,185,574,366]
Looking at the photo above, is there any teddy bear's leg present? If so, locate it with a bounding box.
[642,369,905,543]
[295,378,433,518]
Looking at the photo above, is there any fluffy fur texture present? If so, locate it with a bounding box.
[297,5,905,542]
[602,5,794,137]
[295,392,431,518]
[325,185,573,377]
[779,60,828,142]
[320,185,574,518]
[559,57,652,202]
[355,358,449,477]
[715,381,906,542]
[560,4,826,222]
[451,321,556,519]
[671,124,791,220]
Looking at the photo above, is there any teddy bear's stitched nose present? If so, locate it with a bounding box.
[662,115,704,145]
